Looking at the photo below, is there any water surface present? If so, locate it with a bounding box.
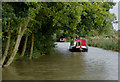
[2,42,118,80]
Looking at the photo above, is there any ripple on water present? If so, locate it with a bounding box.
[2,42,118,80]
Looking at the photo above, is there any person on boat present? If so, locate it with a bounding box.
[76,35,80,39]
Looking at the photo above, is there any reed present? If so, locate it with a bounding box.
[87,36,118,52]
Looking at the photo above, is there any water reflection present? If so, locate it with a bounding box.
[2,42,118,80]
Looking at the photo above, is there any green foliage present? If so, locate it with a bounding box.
[2,2,118,61]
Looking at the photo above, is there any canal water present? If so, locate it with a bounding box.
[2,42,118,80]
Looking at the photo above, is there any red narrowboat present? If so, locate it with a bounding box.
[60,38,66,42]
[59,36,66,42]
[69,38,88,52]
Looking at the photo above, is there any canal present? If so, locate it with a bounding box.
[2,42,118,80]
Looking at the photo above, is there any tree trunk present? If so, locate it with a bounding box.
[3,17,30,67]
[4,17,31,67]
[4,24,22,67]
[20,35,28,57]
[29,33,34,60]
[0,31,10,66]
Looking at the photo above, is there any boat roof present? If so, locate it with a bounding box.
[74,39,86,42]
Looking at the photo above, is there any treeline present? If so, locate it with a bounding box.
[1,2,117,67]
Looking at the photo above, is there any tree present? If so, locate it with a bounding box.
[1,2,117,67]
[2,2,41,66]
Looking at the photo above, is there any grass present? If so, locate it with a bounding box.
[86,36,119,52]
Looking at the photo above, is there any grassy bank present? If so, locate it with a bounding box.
[86,36,119,52]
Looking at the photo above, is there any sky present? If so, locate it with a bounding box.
[109,1,119,30]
